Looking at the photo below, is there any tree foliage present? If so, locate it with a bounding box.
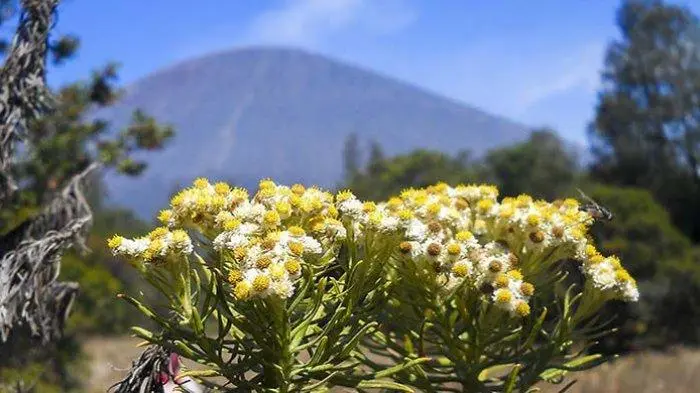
[481,129,580,199]
[589,0,700,241]
[581,184,700,350]
[342,141,478,201]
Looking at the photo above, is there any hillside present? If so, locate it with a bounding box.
[100,46,529,218]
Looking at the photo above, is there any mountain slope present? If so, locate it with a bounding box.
[101,46,529,217]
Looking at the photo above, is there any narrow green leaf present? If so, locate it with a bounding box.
[338,321,378,359]
[374,357,430,379]
[357,379,415,392]
[504,364,522,393]
[523,307,548,350]
[308,336,329,366]
[478,363,517,382]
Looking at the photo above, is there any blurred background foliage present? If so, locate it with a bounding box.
[0,1,172,390]
[2,0,700,391]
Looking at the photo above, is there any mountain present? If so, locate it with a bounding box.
[100,46,529,218]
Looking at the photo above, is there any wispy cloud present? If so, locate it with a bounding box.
[513,42,604,114]
[414,39,606,120]
[244,0,417,47]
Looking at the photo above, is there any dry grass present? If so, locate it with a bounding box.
[83,336,700,393]
[82,335,145,393]
[538,347,700,393]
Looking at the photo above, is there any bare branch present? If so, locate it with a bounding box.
[110,345,171,393]
[0,0,59,202]
[0,162,97,343]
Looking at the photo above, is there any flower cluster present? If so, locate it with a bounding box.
[332,182,637,316]
[109,179,638,318]
[111,178,347,300]
[107,227,193,262]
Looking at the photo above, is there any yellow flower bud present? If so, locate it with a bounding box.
[107,235,124,250]
[193,177,209,189]
[157,209,173,224]
[214,182,230,195]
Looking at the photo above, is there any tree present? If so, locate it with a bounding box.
[0,1,173,390]
[583,184,700,351]
[341,133,361,183]
[342,144,478,201]
[589,0,700,241]
[481,128,580,199]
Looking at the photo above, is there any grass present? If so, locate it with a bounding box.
[82,336,700,393]
[537,347,700,393]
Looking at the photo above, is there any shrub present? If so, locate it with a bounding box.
[109,179,638,392]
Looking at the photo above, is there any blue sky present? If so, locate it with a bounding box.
[49,0,700,144]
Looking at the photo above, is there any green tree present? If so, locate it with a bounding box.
[482,128,579,199]
[342,133,361,183]
[343,144,478,201]
[583,184,700,351]
[589,0,700,241]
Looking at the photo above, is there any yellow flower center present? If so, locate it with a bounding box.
[455,231,473,241]
[494,274,509,288]
[256,256,272,269]
[223,218,242,231]
[193,177,209,189]
[233,246,247,260]
[446,243,461,256]
[495,289,512,304]
[285,259,302,275]
[451,262,470,278]
[253,275,271,292]
[214,182,231,195]
[427,243,442,256]
[288,226,306,237]
[507,270,523,281]
[234,281,252,300]
[228,269,243,284]
[520,282,535,297]
[515,301,531,317]
[288,241,304,256]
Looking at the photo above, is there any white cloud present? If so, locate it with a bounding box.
[245,0,416,47]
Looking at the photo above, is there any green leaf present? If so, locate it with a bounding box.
[374,357,430,379]
[357,379,415,392]
[504,364,522,393]
[338,321,378,359]
[523,307,548,350]
[307,336,329,366]
[129,326,155,341]
[478,363,517,382]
